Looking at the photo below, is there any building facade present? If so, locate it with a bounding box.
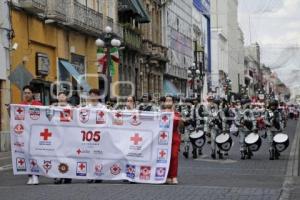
[162,0,193,96]
[139,0,168,100]
[10,0,123,105]
[244,43,261,97]
[0,0,11,151]
[192,0,211,100]
[211,0,244,97]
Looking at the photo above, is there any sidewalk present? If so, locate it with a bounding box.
[0,151,12,171]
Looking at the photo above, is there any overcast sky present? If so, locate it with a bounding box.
[238,0,300,92]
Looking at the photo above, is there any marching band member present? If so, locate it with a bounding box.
[53,91,73,184]
[238,99,257,159]
[21,85,43,185]
[163,95,183,184]
[218,99,235,158]
[264,100,284,160]
[207,99,223,159]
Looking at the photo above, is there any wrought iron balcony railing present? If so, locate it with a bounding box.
[19,0,47,13]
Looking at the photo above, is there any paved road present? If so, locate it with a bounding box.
[0,120,298,200]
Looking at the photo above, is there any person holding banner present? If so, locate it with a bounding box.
[163,96,182,185]
[125,96,136,110]
[86,89,106,184]
[20,85,43,185]
[53,91,73,184]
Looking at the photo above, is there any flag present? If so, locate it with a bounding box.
[109,47,120,76]
[96,47,120,76]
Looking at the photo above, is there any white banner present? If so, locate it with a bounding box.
[10,105,174,184]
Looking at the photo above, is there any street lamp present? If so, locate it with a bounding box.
[95,26,121,102]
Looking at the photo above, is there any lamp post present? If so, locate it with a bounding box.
[188,62,200,98]
[95,26,121,102]
[194,41,205,101]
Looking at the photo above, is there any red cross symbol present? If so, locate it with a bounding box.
[31,160,36,167]
[160,132,168,139]
[162,115,168,122]
[17,108,23,114]
[18,159,24,166]
[77,149,81,155]
[40,129,52,141]
[79,163,86,170]
[130,133,143,145]
[98,111,104,118]
[115,112,122,118]
[159,150,167,158]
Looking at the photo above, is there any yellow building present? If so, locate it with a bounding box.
[10,0,122,105]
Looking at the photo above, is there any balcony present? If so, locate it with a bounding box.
[19,0,47,13]
[66,0,103,35]
[46,0,67,22]
[123,27,142,50]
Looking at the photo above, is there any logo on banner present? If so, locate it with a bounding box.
[113,111,123,125]
[16,158,26,172]
[140,166,151,180]
[157,149,168,163]
[14,124,24,135]
[155,167,166,180]
[126,164,136,179]
[130,113,141,126]
[76,148,90,156]
[29,107,40,120]
[94,164,104,176]
[58,163,69,174]
[15,107,25,120]
[14,141,25,154]
[76,162,87,176]
[110,163,121,175]
[43,160,52,174]
[160,114,170,128]
[60,109,73,122]
[130,133,143,145]
[96,111,106,124]
[39,129,52,145]
[45,108,55,121]
[79,109,90,123]
[30,159,39,173]
[158,131,169,145]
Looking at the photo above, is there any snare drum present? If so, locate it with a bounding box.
[245,133,262,152]
[215,133,232,151]
[273,133,289,152]
[189,130,206,148]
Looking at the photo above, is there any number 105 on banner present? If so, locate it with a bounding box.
[29,125,104,157]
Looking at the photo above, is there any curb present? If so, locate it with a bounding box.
[279,120,300,200]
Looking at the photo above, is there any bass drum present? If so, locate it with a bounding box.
[215,133,232,151]
[245,133,262,152]
[273,133,289,152]
[189,130,206,148]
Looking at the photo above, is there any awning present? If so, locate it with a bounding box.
[59,60,91,92]
[163,80,180,96]
[119,0,150,23]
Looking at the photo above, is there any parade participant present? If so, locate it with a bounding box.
[138,94,153,111]
[86,89,106,184]
[205,95,215,145]
[181,98,194,159]
[264,100,284,160]
[237,99,258,159]
[21,85,42,185]
[125,96,136,110]
[53,91,73,184]
[218,99,235,158]
[163,95,182,184]
[207,99,223,159]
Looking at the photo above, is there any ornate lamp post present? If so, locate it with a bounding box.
[95,26,121,102]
